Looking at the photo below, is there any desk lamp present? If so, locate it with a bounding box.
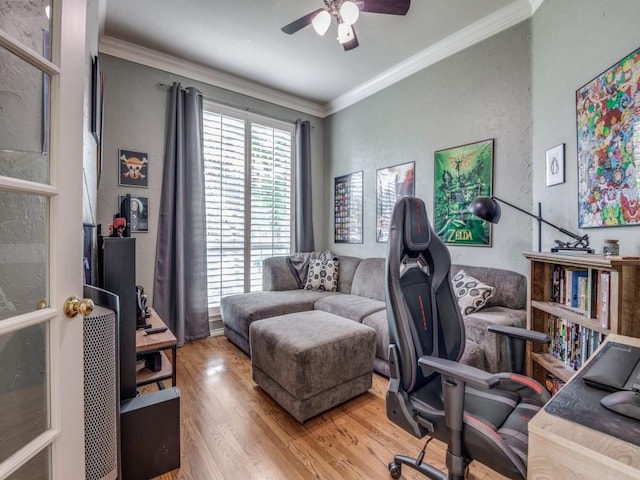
[468,196,594,253]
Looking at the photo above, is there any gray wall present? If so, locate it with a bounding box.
[325,21,533,272]
[532,0,640,256]
[97,55,325,301]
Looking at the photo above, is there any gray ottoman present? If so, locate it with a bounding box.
[249,311,376,423]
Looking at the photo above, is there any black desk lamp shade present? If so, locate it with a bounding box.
[468,196,593,253]
[469,196,502,224]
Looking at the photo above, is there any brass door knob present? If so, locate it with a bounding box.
[63,296,94,318]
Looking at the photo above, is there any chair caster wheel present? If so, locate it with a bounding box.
[389,461,401,479]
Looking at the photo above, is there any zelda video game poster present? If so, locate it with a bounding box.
[576,47,640,228]
[433,139,494,246]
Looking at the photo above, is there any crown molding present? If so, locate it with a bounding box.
[100,0,542,119]
[529,0,546,14]
[325,0,533,115]
[98,35,327,118]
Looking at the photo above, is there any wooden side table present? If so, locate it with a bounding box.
[135,308,177,388]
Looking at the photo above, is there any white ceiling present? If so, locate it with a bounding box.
[102,0,539,114]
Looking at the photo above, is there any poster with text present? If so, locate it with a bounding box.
[433,139,493,246]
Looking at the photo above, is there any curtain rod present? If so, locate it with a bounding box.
[157,81,313,127]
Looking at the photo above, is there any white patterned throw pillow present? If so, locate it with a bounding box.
[304,259,339,292]
[451,270,495,315]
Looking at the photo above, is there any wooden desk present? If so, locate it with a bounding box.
[528,334,640,479]
[135,308,177,388]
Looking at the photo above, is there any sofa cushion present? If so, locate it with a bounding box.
[314,294,385,322]
[350,258,386,301]
[451,264,526,310]
[304,258,339,292]
[362,309,389,361]
[337,256,362,294]
[221,290,334,339]
[451,269,496,315]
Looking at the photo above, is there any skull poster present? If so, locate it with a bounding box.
[119,149,148,187]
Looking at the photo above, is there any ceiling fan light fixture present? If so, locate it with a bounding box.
[311,10,331,35]
[339,1,360,26]
[337,22,354,44]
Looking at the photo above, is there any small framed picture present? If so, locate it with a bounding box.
[119,149,148,187]
[545,143,565,187]
[119,195,149,233]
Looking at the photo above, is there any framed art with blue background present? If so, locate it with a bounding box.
[577,47,640,228]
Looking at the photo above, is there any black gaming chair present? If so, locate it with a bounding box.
[385,197,550,480]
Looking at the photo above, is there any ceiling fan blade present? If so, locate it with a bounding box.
[343,27,359,51]
[281,8,325,35]
[358,0,410,15]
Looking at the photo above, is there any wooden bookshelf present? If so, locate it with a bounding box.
[524,252,640,389]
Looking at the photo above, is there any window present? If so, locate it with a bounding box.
[203,103,294,309]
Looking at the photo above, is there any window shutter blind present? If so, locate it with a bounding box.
[250,123,292,292]
[203,107,293,308]
[203,111,246,307]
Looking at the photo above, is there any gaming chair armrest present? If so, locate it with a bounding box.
[488,325,550,374]
[488,325,551,344]
[418,356,500,390]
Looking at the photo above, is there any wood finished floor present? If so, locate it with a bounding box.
[150,335,507,480]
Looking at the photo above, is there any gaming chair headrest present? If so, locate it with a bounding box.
[401,197,431,252]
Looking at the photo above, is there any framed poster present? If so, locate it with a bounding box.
[334,171,363,244]
[545,143,565,187]
[119,149,149,187]
[576,47,640,228]
[433,139,494,246]
[119,195,149,233]
[91,56,102,144]
[376,161,415,242]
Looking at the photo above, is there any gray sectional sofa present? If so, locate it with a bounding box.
[221,255,527,376]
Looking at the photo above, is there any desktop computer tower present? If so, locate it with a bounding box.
[98,236,137,401]
[120,387,181,480]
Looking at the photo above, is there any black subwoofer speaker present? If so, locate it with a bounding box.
[120,387,181,480]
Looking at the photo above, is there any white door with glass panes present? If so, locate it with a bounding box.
[0,0,87,478]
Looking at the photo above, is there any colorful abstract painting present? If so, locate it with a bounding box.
[433,139,493,246]
[577,47,640,228]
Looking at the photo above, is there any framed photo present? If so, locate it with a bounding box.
[119,195,149,233]
[91,56,102,144]
[82,223,95,285]
[376,161,415,242]
[119,149,148,187]
[334,171,363,244]
[545,143,565,187]
[577,46,640,228]
[433,139,494,246]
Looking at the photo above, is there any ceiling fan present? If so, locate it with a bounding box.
[281,0,411,51]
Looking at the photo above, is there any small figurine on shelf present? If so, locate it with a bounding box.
[109,217,126,237]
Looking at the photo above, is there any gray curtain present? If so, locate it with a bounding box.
[153,82,210,346]
[295,119,315,252]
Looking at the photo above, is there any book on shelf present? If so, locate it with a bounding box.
[599,271,610,329]
[544,373,566,395]
[547,315,604,370]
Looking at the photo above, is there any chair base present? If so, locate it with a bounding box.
[389,454,468,480]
